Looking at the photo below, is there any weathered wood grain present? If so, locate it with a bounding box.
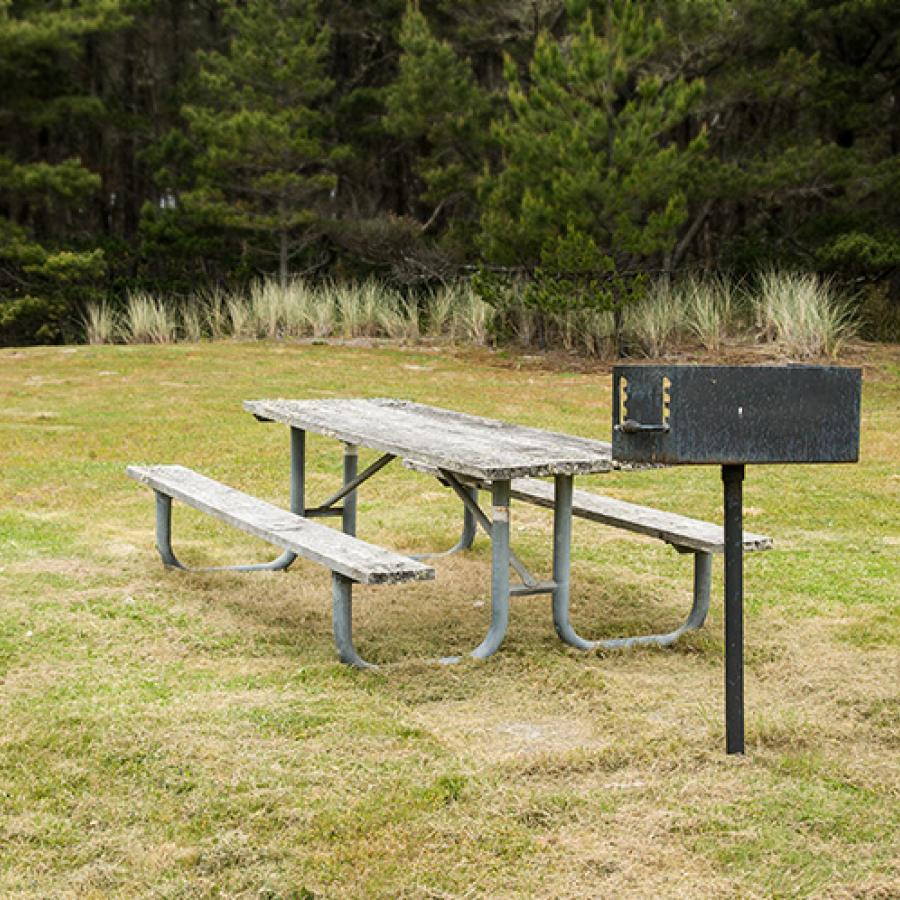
[403,461,772,554]
[244,398,613,480]
[126,465,434,584]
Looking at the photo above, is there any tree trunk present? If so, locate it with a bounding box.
[613,290,625,358]
[279,229,288,286]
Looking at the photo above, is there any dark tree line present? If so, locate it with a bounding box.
[1,0,898,344]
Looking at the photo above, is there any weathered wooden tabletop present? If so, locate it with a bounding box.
[244,398,612,481]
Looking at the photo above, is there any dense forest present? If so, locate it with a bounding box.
[1,0,898,346]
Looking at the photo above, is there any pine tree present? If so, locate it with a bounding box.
[479,0,707,332]
[693,0,900,290]
[182,0,343,284]
[0,1,127,344]
[382,3,492,249]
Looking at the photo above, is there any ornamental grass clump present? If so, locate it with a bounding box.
[683,274,737,352]
[279,279,317,338]
[201,286,231,340]
[180,303,204,342]
[624,280,685,357]
[82,301,118,344]
[445,282,491,345]
[331,280,383,338]
[309,283,336,338]
[376,292,420,340]
[424,285,454,338]
[226,293,252,338]
[120,291,178,344]
[248,278,284,339]
[755,270,858,358]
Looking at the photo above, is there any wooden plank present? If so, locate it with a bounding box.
[403,461,772,554]
[126,465,434,585]
[509,477,772,553]
[244,398,613,480]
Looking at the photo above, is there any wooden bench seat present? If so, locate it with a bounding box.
[127,464,433,667]
[507,477,772,554]
[127,465,432,584]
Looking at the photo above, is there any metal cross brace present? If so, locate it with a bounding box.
[439,469,556,596]
[305,451,396,518]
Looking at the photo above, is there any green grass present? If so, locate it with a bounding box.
[0,341,897,897]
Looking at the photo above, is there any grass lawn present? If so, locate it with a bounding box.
[1,341,897,898]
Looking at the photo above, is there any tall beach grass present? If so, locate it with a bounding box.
[753,270,858,357]
[119,291,178,344]
[80,271,858,360]
[81,300,117,345]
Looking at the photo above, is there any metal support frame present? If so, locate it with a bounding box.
[153,431,396,575]
[152,420,719,668]
[153,427,306,572]
[433,477,516,664]
[331,467,510,669]
[416,468,713,659]
[551,474,586,647]
[342,444,358,536]
[723,463,745,755]
[474,479,513,659]
[440,471,551,591]
[151,428,397,669]
[592,551,712,649]
[551,474,714,651]
[309,451,394,519]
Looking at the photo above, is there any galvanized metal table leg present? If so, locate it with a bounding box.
[332,573,376,669]
[551,474,597,650]
[469,479,511,660]
[342,443,358,537]
[723,463,745,754]
[444,486,477,554]
[152,426,304,572]
[596,551,712,649]
[551,475,714,650]
[155,492,183,568]
[458,492,477,551]
[262,425,305,569]
[289,426,306,515]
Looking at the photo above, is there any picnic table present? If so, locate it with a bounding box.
[243,398,614,664]
[128,397,771,668]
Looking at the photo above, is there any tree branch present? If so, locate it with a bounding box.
[667,198,713,273]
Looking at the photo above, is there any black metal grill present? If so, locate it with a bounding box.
[611,364,862,754]
[612,365,861,465]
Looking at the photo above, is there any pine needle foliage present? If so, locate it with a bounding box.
[383,3,492,247]
[480,0,707,340]
[182,0,345,284]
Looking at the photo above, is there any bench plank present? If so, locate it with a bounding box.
[403,461,771,554]
[508,477,772,553]
[126,465,434,585]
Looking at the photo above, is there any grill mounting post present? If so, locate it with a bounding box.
[611,364,862,755]
[722,463,745,754]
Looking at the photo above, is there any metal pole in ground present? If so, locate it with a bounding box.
[722,463,745,755]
